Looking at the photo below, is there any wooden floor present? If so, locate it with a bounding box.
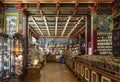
[25,63,79,82]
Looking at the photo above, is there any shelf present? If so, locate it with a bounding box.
[97,32,112,55]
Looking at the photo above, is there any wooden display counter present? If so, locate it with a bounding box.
[65,56,120,82]
[74,60,120,82]
[46,55,56,62]
[27,68,41,79]
[64,56,75,73]
[46,55,61,63]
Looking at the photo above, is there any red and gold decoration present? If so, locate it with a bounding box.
[85,67,90,82]
[88,0,99,13]
[88,2,98,54]
[101,76,111,82]
[81,65,84,76]
[16,1,27,12]
[91,71,98,82]
[76,63,80,74]
[3,0,113,3]
[0,4,7,12]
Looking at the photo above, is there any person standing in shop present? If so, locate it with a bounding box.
[60,49,64,64]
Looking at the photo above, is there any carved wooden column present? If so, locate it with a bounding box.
[0,2,7,32]
[91,12,97,55]
[16,1,28,78]
[88,1,99,55]
[22,12,28,78]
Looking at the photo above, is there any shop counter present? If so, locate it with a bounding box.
[65,56,120,82]
[74,58,120,82]
[46,55,56,62]
[27,67,41,79]
[64,56,75,73]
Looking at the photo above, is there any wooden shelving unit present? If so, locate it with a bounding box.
[97,32,112,55]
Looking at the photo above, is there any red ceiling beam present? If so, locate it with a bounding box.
[29,28,38,39]
[29,27,38,36]
[16,1,27,12]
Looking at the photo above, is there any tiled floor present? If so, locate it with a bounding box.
[25,63,79,82]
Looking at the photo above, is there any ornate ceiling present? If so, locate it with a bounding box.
[3,0,114,3]
[1,0,115,38]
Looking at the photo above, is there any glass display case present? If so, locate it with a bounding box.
[0,33,10,81]
[28,44,40,68]
[10,33,24,82]
[11,44,23,78]
[3,37,10,80]
[27,43,40,79]
[0,32,24,82]
[0,34,3,80]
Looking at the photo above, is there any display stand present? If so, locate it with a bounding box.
[27,44,40,79]
[10,33,24,82]
[0,32,24,82]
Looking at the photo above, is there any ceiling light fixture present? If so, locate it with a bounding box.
[43,16,50,36]
[55,17,58,36]
[61,16,71,36]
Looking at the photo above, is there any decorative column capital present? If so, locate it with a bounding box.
[16,1,27,12]
[37,1,40,11]
[88,0,99,13]
[0,4,7,12]
[56,1,60,10]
